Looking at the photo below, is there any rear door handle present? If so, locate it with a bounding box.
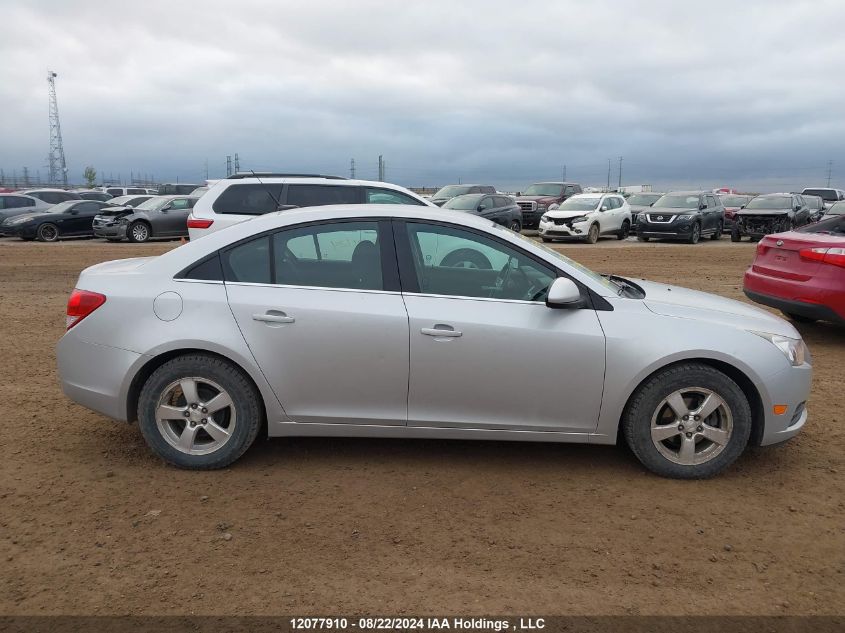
[253,311,295,324]
[421,325,462,338]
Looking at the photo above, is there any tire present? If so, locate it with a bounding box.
[687,222,701,244]
[637,235,650,242]
[106,238,122,243]
[617,220,630,240]
[711,221,722,240]
[440,248,492,269]
[585,223,599,244]
[730,226,742,242]
[36,223,59,242]
[783,311,817,324]
[128,221,151,243]
[137,354,263,469]
[541,237,553,243]
[622,363,751,479]
[509,220,522,232]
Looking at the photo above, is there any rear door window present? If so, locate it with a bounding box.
[212,184,284,215]
[285,185,359,208]
[222,236,271,283]
[364,188,425,205]
[4,196,34,209]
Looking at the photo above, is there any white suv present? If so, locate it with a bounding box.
[187,173,434,239]
[538,193,632,243]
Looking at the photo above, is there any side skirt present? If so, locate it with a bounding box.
[268,421,597,444]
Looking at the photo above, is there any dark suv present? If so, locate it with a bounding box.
[430,184,496,207]
[731,194,810,241]
[515,182,582,229]
[637,191,724,244]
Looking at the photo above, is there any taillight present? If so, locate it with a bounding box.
[799,247,845,268]
[187,218,213,229]
[756,241,768,256]
[66,289,106,330]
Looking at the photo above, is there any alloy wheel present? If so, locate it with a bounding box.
[155,377,236,455]
[131,223,149,242]
[650,387,733,465]
[38,224,58,242]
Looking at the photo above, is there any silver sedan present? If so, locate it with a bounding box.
[57,205,811,478]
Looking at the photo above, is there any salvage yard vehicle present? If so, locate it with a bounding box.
[718,194,753,233]
[105,194,153,208]
[637,191,724,243]
[75,190,113,202]
[0,193,53,229]
[824,201,845,218]
[626,192,664,231]
[57,204,811,479]
[20,188,82,205]
[2,199,110,241]
[731,193,810,242]
[538,192,631,243]
[802,195,826,223]
[93,195,197,242]
[103,186,151,198]
[442,193,522,231]
[515,182,583,229]
[157,183,201,195]
[186,173,433,240]
[430,184,497,207]
[744,214,845,325]
[801,187,844,209]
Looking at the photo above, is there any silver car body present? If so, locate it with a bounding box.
[57,205,810,448]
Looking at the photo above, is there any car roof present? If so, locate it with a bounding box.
[666,190,707,195]
[756,193,792,197]
[569,193,606,199]
[21,188,72,193]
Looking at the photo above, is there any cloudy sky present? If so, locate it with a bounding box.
[1,0,843,192]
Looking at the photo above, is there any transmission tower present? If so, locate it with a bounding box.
[234,153,240,173]
[46,71,68,187]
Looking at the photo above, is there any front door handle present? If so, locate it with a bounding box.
[421,325,462,338]
[253,311,295,324]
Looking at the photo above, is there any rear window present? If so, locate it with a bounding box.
[212,184,284,216]
[286,184,359,207]
[106,188,123,196]
[802,189,838,202]
[127,188,146,195]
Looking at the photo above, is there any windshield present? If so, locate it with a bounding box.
[433,185,471,199]
[557,197,600,211]
[626,194,661,206]
[826,201,845,215]
[46,201,77,214]
[443,194,483,210]
[720,195,751,207]
[652,194,700,209]
[803,188,838,202]
[135,197,170,211]
[745,196,791,210]
[523,184,564,197]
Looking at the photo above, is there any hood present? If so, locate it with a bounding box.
[637,280,799,338]
[544,208,597,219]
[649,207,697,214]
[96,205,135,216]
[737,208,789,216]
[629,204,653,213]
[2,212,43,224]
[430,199,449,207]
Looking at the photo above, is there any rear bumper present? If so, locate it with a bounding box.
[56,332,143,422]
[744,288,845,324]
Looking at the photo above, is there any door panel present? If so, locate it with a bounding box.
[226,284,410,425]
[404,295,606,431]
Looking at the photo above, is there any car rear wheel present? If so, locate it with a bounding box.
[128,221,151,243]
[585,223,600,244]
[137,354,263,469]
[711,221,723,240]
[637,235,649,242]
[541,237,553,242]
[622,363,751,478]
[37,223,59,242]
[509,220,522,232]
[617,220,630,240]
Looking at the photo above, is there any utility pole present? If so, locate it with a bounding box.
[46,70,68,187]
[234,153,240,173]
[827,160,833,187]
[350,158,356,179]
[607,159,611,191]
[618,156,623,190]
[562,165,566,181]
[226,155,232,177]
[378,155,384,182]
[22,167,30,187]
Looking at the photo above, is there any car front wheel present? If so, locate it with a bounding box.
[137,354,263,469]
[622,363,751,478]
[128,221,151,243]
[37,223,59,242]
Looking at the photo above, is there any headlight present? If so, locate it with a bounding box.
[751,331,808,366]
[8,216,32,225]
[568,215,587,224]
[540,215,550,223]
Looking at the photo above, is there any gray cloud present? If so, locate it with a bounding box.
[1,0,843,192]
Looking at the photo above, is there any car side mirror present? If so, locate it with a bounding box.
[546,277,585,309]
[477,205,487,212]
[600,205,608,212]
[699,203,707,210]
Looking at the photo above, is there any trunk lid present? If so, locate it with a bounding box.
[750,232,841,281]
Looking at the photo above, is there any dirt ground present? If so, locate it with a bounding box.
[0,237,843,616]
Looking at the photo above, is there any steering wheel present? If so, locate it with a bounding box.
[492,259,538,300]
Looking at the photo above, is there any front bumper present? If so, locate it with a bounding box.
[758,363,812,446]
[93,222,128,239]
[637,217,696,239]
[538,218,589,238]
[518,206,548,228]
[3,223,36,238]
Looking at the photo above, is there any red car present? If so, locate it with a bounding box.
[744,215,845,324]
